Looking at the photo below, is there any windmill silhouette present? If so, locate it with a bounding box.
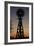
[16,9,24,39]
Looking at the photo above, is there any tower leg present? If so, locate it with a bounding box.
[16,25,24,39]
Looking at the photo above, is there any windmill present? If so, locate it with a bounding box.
[16,9,24,39]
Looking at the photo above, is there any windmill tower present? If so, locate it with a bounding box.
[16,9,24,39]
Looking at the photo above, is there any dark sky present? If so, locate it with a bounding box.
[10,6,29,36]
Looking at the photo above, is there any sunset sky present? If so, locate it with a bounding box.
[10,7,29,38]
